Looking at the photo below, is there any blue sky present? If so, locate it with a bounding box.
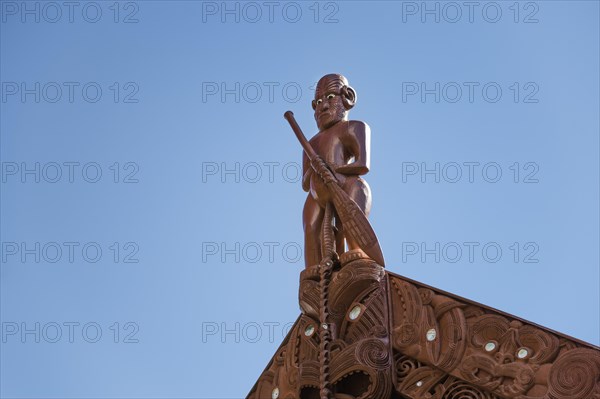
[1,1,599,398]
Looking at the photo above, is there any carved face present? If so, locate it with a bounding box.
[312,74,355,131]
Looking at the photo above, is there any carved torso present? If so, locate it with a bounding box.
[308,120,367,205]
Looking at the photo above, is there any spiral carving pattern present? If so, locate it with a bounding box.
[547,348,600,399]
[356,339,390,370]
[441,381,496,399]
[394,354,421,382]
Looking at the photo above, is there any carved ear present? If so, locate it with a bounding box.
[341,85,357,109]
[311,99,317,110]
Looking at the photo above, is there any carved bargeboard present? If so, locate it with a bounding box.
[247,260,600,399]
[389,275,600,399]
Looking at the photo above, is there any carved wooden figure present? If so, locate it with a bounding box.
[298,74,375,268]
[247,74,600,399]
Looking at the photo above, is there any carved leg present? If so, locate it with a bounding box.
[303,195,325,268]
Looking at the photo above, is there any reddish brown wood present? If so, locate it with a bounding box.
[284,111,384,267]
[247,264,600,399]
[247,74,600,399]
[289,74,380,268]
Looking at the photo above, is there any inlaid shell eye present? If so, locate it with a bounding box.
[316,99,322,105]
[304,325,315,336]
[348,305,362,320]
[327,93,335,99]
[485,341,497,352]
[517,348,530,359]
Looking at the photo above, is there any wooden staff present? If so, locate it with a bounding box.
[284,111,385,266]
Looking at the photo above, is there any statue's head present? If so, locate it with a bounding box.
[312,74,356,131]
